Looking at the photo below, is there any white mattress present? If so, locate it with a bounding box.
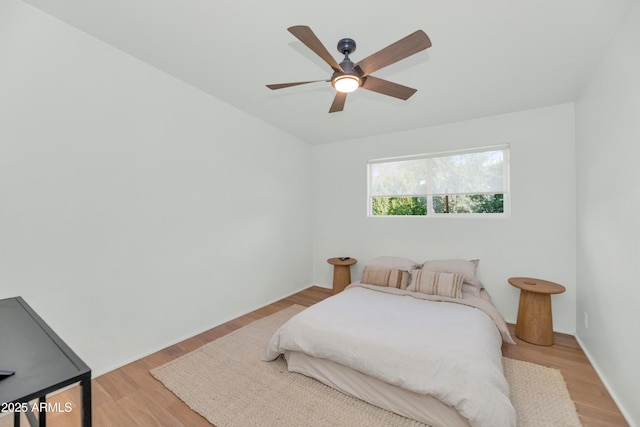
[285,351,471,427]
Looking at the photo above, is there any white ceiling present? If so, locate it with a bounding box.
[22,0,632,145]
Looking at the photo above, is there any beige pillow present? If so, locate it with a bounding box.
[361,266,410,289]
[421,259,483,289]
[407,269,463,299]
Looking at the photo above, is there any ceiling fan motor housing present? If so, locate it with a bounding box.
[332,59,361,92]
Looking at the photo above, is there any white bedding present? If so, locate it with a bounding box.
[264,284,516,427]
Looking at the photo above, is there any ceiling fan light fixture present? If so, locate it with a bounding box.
[332,74,360,93]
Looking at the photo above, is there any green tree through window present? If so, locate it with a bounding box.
[372,197,428,215]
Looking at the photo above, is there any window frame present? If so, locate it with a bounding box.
[367,144,511,218]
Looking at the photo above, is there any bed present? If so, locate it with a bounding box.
[264,257,517,427]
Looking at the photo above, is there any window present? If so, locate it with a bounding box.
[368,145,509,217]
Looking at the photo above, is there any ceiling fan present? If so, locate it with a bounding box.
[266,25,432,113]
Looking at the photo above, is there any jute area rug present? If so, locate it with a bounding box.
[151,305,582,427]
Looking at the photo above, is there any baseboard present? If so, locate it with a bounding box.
[574,334,635,427]
[91,283,318,378]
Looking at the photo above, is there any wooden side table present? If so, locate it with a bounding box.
[508,277,566,346]
[327,257,357,295]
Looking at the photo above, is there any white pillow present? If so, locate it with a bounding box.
[364,256,421,271]
[462,283,481,297]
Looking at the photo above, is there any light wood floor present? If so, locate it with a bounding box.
[2,286,628,426]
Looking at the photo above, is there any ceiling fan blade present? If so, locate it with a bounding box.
[288,26,343,72]
[329,92,347,113]
[361,76,417,100]
[266,80,326,90]
[355,30,431,76]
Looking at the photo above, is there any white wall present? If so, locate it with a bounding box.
[575,1,640,424]
[312,104,577,333]
[0,1,312,376]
